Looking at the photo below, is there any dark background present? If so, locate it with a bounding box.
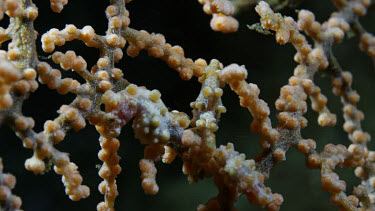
[1,0,375,210]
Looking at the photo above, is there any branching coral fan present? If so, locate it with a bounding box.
[0,0,375,210]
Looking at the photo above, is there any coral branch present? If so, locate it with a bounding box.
[121,27,206,80]
[0,158,21,211]
[198,0,239,33]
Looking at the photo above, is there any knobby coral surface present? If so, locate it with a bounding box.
[0,0,374,210]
